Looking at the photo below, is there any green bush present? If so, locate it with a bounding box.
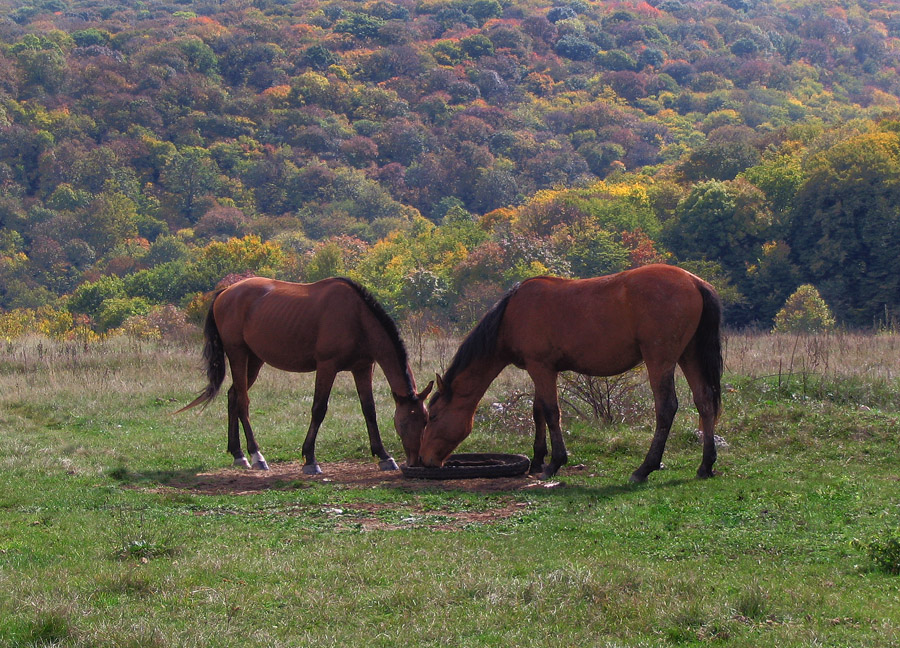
[773,284,836,334]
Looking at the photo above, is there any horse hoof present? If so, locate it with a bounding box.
[628,472,648,484]
[529,462,546,475]
[696,468,717,479]
[378,458,399,471]
[302,463,322,475]
[233,457,252,469]
[252,460,269,471]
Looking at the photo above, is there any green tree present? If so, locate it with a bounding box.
[80,191,139,255]
[67,275,126,319]
[789,131,900,326]
[667,179,771,279]
[469,0,502,24]
[159,147,221,224]
[96,296,151,332]
[303,241,345,282]
[563,223,630,278]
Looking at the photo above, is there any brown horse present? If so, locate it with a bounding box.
[177,277,432,473]
[419,264,723,482]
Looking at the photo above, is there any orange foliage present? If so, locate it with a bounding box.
[621,229,667,268]
[262,85,291,101]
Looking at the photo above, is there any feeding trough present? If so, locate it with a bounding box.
[401,453,530,480]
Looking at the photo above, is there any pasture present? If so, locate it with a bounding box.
[0,331,898,647]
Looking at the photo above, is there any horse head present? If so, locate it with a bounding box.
[418,373,474,467]
[392,381,433,466]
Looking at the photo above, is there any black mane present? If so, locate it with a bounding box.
[334,277,416,399]
[430,283,519,406]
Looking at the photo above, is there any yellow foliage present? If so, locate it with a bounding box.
[480,207,517,231]
[0,306,73,340]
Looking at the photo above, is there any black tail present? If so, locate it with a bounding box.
[174,291,227,414]
[694,281,723,418]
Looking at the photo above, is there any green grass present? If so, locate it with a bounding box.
[1,333,899,647]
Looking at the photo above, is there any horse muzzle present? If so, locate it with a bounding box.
[418,450,446,468]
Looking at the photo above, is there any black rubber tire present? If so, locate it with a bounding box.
[401,453,530,480]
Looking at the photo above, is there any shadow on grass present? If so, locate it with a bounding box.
[106,459,696,501]
[106,465,213,487]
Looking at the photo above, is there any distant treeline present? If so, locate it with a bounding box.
[1,0,899,331]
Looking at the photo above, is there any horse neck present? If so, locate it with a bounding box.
[448,354,509,412]
[369,328,416,398]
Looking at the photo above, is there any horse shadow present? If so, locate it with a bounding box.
[105,460,694,500]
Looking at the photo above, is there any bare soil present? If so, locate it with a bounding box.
[149,460,572,530]
[163,459,551,495]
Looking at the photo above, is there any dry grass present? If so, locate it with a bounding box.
[725,331,900,382]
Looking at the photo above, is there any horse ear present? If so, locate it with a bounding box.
[419,380,434,400]
[435,373,445,394]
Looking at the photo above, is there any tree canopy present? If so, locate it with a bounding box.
[1,0,900,332]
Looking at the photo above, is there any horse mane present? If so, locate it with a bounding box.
[431,283,520,406]
[334,277,416,399]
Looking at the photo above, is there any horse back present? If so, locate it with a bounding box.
[499,265,707,374]
[213,277,368,372]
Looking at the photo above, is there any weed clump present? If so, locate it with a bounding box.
[853,531,900,574]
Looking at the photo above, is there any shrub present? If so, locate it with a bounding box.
[773,285,836,334]
[97,297,151,332]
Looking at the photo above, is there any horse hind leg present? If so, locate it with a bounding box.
[680,354,719,479]
[630,364,678,483]
[530,398,548,475]
[243,353,268,470]
[227,350,268,470]
[352,365,397,471]
[227,387,251,468]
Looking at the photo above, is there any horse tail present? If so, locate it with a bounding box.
[174,290,227,414]
[693,280,723,419]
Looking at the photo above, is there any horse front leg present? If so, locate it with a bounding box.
[352,365,397,471]
[301,365,337,474]
[529,368,567,479]
[238,354,268,470]
[630,366,677,483]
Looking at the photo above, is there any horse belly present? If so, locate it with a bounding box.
[506,317,642,377]
[245,332,318,372]
[558,340,643,377]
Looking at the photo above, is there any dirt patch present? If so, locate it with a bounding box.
[145,460,567,530]
[161,459,554,496]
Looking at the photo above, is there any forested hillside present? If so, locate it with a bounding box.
[1,0,900,335]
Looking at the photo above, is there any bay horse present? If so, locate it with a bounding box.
[419,264,723,483]
[177,276,432,474]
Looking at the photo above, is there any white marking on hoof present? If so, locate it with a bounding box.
[251,452,269,470]
[378,457,399,471]
[302,463,322,475]
[233,457,252,469]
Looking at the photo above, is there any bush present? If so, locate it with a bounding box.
[68,276,126,318]
[97,297,151,332]
[773,285,836,334]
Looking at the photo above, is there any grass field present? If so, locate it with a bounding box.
[0,331,898,647]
